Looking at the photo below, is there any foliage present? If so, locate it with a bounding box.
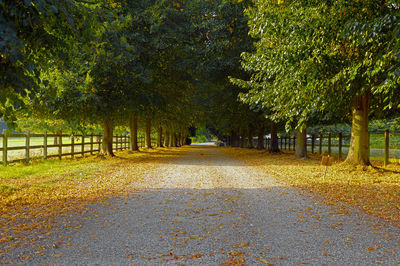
[0,0,93,125]
[233,0,400,130]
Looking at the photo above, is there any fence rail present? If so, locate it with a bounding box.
[250,129,399,166]
[0,129,162,165]
[0,131,131,165]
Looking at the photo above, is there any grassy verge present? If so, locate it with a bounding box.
[220,147,400,228]
[0,147,186,250]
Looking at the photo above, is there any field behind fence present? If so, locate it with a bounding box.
[0,131,157,165]
[265,130,400,165]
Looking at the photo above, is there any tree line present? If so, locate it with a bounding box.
[1,0,399,165]
[229,0,400,166]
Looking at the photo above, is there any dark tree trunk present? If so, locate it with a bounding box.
[129,114,139,151]
[157,124,163,147]
[102,118,114,156]
[247,126,254,149]
[257,126,264,150]
[346,92,370,165]
[239,129,245,148]
[270,121,280,152]
[173,133,177,147]
[145,116,152,148]
[230,130,239,147]
[169,131,175,147]
[165,130,170,147]
[295,128,307,158]
[177,133,182,147]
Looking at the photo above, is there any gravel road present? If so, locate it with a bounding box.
[5,145,400,265]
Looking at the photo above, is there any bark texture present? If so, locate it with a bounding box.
[169,132,175,147]
[102,118,114,156]
[230,131,239,147]
[145,116,152,148]
[295,128,307,158]
[157,124,163,147]
[129,114,139,151]
[247,126,254,149]
[257,126,264,150]
[345,92,371,165]
[164,130,170,147]
[270,121,280,152]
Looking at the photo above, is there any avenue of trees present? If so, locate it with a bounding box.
[1,0,399,165]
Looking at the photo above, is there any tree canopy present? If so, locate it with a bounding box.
[1,0,399,164]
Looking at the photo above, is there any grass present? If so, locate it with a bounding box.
[220,147,400,228]
[0,157,101,179]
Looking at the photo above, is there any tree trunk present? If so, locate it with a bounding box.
[177,133,181,147]
[247,126,254,148]
[165,130,170,147]
[270,121,280,152]
[129,114,139,151]
[174,133,178,147]
[230,131,239,147]
[346,92,370,165]
[157,124,163,147]
[145,116,152,148]
[295,128,307,158]
[257,126,264,150]
[102,118,114,156]
[169,132,175,147]
[239,129,245,148]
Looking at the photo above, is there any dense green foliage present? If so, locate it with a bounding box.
[1,0,399,164]
[231,0,400,163]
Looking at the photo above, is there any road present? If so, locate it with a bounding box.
[4,145,400,265]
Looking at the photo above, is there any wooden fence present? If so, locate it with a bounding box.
[0,129,162,165]
[262,130,399,166]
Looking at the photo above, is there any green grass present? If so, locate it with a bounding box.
[0,157,105,180]
[0,184,18,196]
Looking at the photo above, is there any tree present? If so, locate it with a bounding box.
[233,0,400,163]
[0,0,91,126]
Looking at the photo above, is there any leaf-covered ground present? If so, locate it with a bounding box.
[0,148,186,255]
[220,147,400,228]
[1,145,400,265]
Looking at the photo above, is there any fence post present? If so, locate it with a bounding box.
[44,131,48,160]
[99,135,101,152]
[81,134,85,157]
[2,129,7,166]
[319,134,323,154]
[288,136,291,151]
[59,132,62,160]
[90,135,94,155]
[328,132,331,156]
[71,134,75,158]
[26,131,30,163]
[311,135,315,154]
[384,129,389,167]
[338,133,343,160]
